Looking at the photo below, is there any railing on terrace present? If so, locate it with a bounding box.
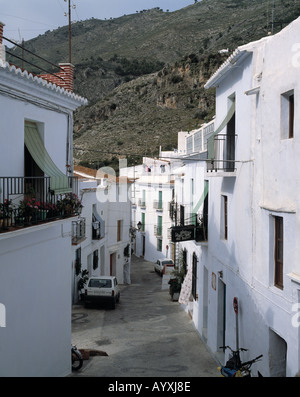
[154,224,162,237]
[195,212,208,243]
[0,176,79,233]
[207,134,237,172]
[72,218,86,245]
[153,200,163,210]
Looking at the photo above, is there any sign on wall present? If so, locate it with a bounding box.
[171,225,195,242]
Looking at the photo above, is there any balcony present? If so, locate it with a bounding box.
[153,200,163,210]
[72,218,86,245]
[92,209,105,240]
[0,176,80,233]
[169,201,177,222]
[138,199,146,208]
[207,134,237,174]
[154,224,162,237]
[195,213,208,243]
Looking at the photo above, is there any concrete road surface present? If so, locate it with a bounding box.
[71,255,219,378]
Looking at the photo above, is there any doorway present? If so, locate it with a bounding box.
[202,267,208,341]
[110,253,116,276]
[269,329,287,377]
[142,235,145,257]
[217,279,226,354]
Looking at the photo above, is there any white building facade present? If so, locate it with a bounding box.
[0,23,87,376]
[200,17,300,376]
[122,157,177,263]
[71,167,132,303]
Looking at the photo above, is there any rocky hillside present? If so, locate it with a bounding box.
[6,0,300,168]
[73,52,225,168]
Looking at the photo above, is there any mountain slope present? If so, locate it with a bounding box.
[6,0,300,168]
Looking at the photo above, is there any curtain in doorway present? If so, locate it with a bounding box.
[179,264,193,305]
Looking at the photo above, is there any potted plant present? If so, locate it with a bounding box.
[77,268,89,302]
[57,193,83,216]
[1,199,14,228]
[19,197,38,223]
[168,277,181,301]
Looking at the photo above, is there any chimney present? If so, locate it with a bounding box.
[0,22,5,62]
[58,63,74,92]
[38,62,74,92]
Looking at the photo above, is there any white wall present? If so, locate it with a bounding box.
[0,59,86,377]
[73,179,132,290]
[0,220,72,376]
[200,17,300,376]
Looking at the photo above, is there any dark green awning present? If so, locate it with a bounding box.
[24,122,71,194]
[207,100,236,160]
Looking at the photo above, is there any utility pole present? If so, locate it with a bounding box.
[64,0,75,63]
[271,0,274,35]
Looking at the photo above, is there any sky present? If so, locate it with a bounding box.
[0,0,194,44]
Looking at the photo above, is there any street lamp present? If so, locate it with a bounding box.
[137,221,142,231]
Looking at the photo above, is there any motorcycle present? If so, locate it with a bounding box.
[218,345,263,377]
[72,345,83,371]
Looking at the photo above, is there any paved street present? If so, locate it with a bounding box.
[71,255,219,377]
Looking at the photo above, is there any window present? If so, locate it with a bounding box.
[289,94,294,138]
[192,253,198,300]
[274,216,284,289]
[281,90,294,139]
[157,215,162,236]
[157,238,162,252]
[158,190,163,209]
[141,213,145,232]
[117,220,122,242]
[93,250,99,270]
[221,195,228,240]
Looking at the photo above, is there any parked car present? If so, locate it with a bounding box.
[84,276,120,309]
[154,258,174,276]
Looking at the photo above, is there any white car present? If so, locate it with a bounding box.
[154,258,174,276]
[84,276,120,309]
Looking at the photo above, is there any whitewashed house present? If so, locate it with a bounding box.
[161,121,214,319]
[0,23,87,376]
[201,17,300,376]
[121,157,176,263]
[71,165,132,299]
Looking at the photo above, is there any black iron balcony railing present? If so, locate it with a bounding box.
[195,213,208,243]
[72,217,86,245]
[92,221,101,240]
[0,176,80,233]
[207,134,237,172]
[169,201,176,222]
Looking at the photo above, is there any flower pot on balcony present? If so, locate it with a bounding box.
[2,217,11,228]
[37,209,48,221]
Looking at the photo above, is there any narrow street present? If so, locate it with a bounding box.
[71,255,219,377]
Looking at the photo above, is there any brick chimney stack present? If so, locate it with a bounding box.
[38,62,74,92]
[0,22,5,62]
[58,63,74,92]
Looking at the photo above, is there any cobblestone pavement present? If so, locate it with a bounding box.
[71,255,219,377]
